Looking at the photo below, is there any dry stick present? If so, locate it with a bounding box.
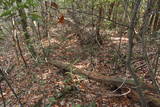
[126,0,147,107]
[110,87,131,97]
[135,63,146,71]
[0,69,23,106]
[139,0,160,94]
[11,17,28,67]
[111,77,127,93]
[15,31,28,68]
[50,60,156,91]
[0,85,6,107]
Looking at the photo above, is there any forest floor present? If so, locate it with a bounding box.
[0,25,159,107]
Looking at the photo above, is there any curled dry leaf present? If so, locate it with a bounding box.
[58,14,64,24]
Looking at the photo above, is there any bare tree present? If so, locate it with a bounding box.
[126,0,147,106]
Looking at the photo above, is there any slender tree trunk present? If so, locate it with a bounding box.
[0,69,23,106]
[149,14,155,32]
[153,0,160,31]
[149,0,160,32]
[15,31,28,67]
[95,4,103,45]
[108,1,115,20]
[11,17,28,67]
[122,0,129,23]
[16,0,37,58]
[126,0,147,107]
[139,0,160,94]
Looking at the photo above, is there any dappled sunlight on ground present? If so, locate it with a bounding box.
[110,37,128,44]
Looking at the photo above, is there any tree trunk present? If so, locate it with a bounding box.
[153,0,160,31]
[139,0,160,94]
[108,1,115,20]
[16,0,37,58]
[126,0,147,107]
[95,5,103,45]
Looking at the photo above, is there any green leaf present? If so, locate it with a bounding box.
[0,8,13,17]
[26,0,39,7]
[0,36,4,42]
[48,97,57,103]
[75,104,81,107]
[17,2,29,9]
[45,104,52,107]
[28,13,42,21]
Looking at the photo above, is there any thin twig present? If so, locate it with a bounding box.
[0,68,23,106]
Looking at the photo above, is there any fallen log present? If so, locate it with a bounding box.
[48,60,160,107]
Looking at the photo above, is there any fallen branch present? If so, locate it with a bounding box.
[49,60,155,90]
[48,60,160,107]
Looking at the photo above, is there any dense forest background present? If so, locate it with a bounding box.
[0,0,160,107]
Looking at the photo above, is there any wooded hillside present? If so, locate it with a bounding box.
[0,0,160,107]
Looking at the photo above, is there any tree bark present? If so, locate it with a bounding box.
[126,0,147,107]
[16,0,37,58]
[153,0,160,31]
